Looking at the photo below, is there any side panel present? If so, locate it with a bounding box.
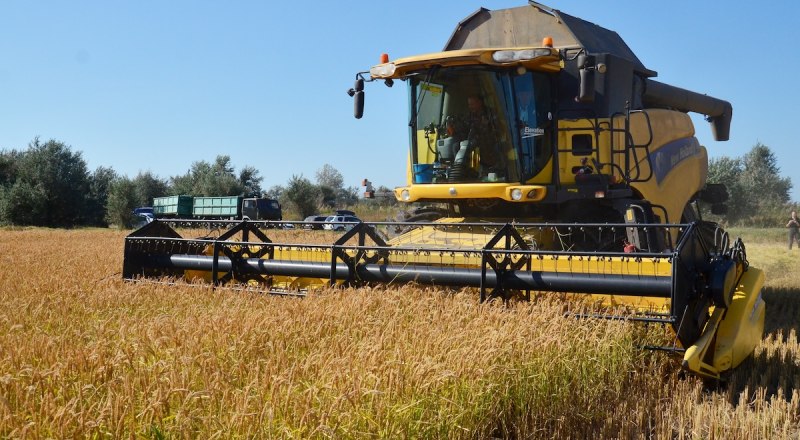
[713,268,766,372]
[192,196,243,218]
[153,195,193,217]
[556,119,613,186]
[623,110,705,223]
[682,268,765,378]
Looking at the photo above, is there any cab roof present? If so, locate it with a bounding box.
[444,2,655,77]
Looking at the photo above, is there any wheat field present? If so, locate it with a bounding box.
[0,227,798,438]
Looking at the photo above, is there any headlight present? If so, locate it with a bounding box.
[401,189,410,201]
[492,48,553,63]
[511,188,523,201]
[369,63,396,78]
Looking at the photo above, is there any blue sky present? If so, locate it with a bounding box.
[1,1,797,202]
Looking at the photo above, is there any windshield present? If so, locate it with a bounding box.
[409,68,552,184]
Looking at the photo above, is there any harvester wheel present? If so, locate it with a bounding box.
[681,202,701,223]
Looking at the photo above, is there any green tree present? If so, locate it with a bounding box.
[264,184,284,200]
[337,186,360,206]
[169,171,195,196]
[3,138,91,226]
[133,171,169,206]
[315,163,356,207]
[199,156,241,196]
[706,143,793,225]
[739,142,792,208]
[319,185,337,207]
[0,150,20,188]
[283,175,321,219]
[86,166,118,226]
[178,160,211,195]
[2,181,47,225]
[105,177,139,228]
[169,155,252,197]
[707,156,747,223]
[316,164,344,190]
[239,165,263,196]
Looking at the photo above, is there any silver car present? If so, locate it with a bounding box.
[322,215,360,231]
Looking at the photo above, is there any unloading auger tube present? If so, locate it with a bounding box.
[643,79,732,141]
[124,218,765,379]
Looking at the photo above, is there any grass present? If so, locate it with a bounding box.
[0,227,798,438]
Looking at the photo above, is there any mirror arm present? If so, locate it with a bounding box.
[348,72,373,119]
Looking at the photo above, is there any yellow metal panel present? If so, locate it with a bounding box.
[622,109,695,147]
[395,183,547,203]
[615,110,705,223]
[554,109,703,222]
[683,268,765,378]
[682,308,725,379]
[555,119,603,185]
[376,48,562,78]
[415,129,439,165]
[564,293,671,312]
[712,268,766,372]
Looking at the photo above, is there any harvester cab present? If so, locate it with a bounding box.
[125,2,764,380]
[357,1,732,234]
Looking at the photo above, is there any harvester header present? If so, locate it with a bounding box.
[126,2,762,380]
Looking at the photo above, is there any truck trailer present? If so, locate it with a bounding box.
[152,195,282,221]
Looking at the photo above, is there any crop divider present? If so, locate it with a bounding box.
[330,222,390,287]
[480,223,532,302]
[212,220,274,286]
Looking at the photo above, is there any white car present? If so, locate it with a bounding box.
[322,215,360,231]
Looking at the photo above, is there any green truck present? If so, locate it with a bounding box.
[152,195,282,220]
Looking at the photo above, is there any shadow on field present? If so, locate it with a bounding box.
[761,286,800,337]
[724,286,800,404]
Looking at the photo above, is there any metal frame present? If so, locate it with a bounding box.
[124,219,745,354]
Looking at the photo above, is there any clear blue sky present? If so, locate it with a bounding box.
[1,1,797,202]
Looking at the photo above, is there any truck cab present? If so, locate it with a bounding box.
[241,197,282,221]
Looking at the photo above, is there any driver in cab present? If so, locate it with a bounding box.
[464,95,504,176]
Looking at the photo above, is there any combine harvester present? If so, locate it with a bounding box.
[124,2,765,379]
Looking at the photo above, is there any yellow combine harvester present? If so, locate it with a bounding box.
[124,2,765,379]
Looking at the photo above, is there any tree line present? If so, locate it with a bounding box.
[705,142,795,226]
[0,138,794,228]
[0,138,381,228]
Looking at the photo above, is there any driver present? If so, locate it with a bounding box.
[465,95,503,173]
[517,86,535,128]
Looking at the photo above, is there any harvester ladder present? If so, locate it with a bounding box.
[554,107,656,190]
[608,107,655,184]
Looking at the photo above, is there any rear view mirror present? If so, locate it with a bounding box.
[349,78,365,119]
[577,54,595,103]
[699,183,729,204]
